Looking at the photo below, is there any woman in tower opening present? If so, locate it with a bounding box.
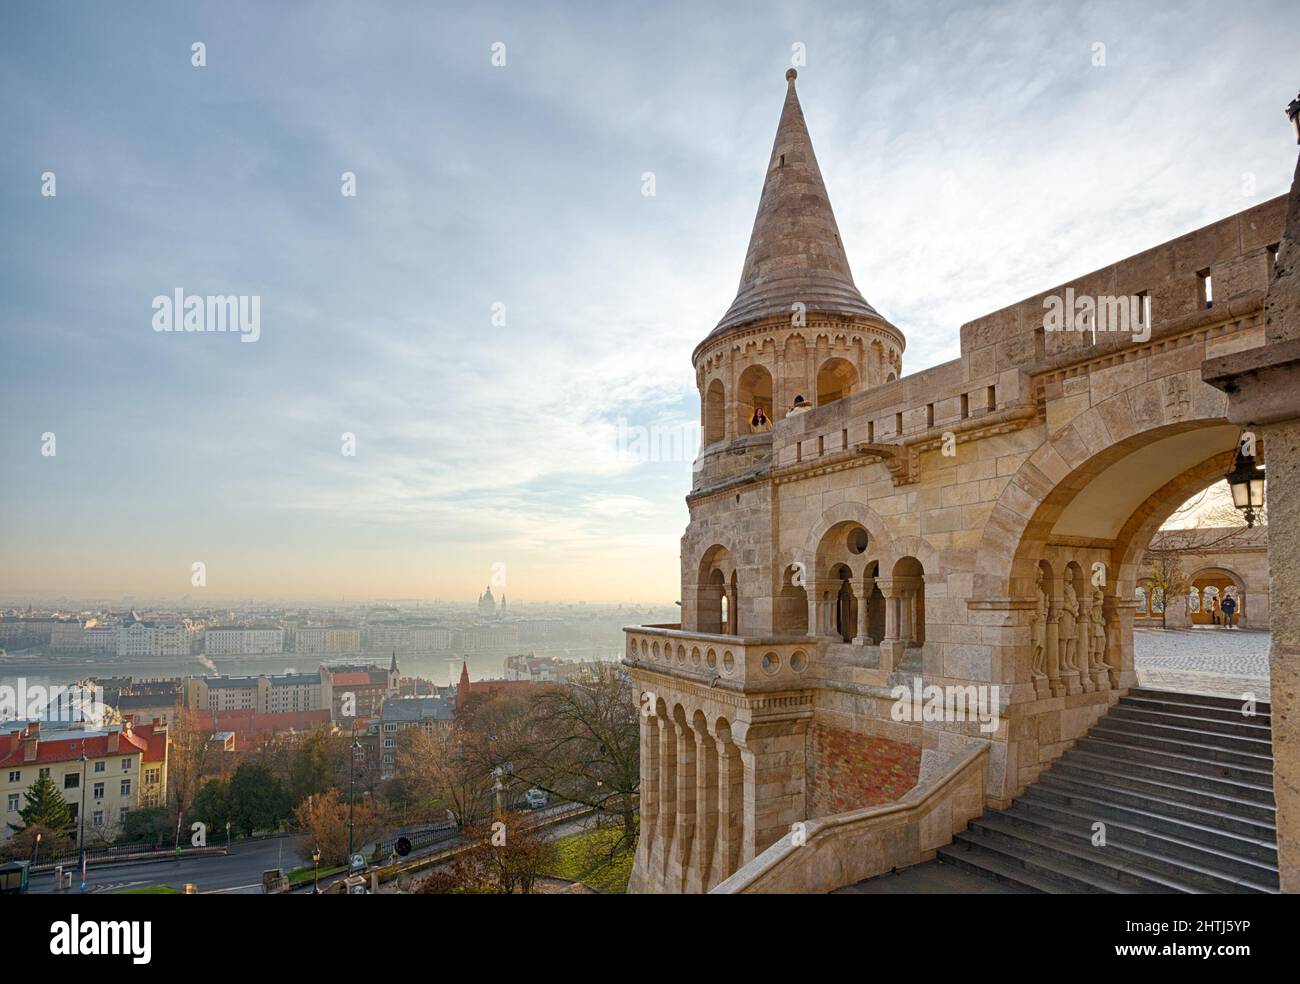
[751,406,772,431]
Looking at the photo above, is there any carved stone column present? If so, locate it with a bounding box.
[710,731,743,889]
[669,711,697,893]
[688,723,718,893]
[854,576,871,645]
[876,577,904,672]
[650,715,676,882]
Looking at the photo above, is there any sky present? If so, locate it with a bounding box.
[0,1,1295,605]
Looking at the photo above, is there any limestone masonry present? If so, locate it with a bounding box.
[624,71,1290,893]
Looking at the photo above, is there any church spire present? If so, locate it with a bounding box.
[713,69,887,335]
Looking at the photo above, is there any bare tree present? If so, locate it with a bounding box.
[293,788,388,866]
[1145,553,1186,629]
[510,663,640,844]
[168,710,215,821]
[393,723,494,829]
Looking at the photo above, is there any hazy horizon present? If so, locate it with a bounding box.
[2,1,1294,603]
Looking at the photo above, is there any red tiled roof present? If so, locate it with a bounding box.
[329,672,372,687]
[0,728,149,768]
[136,724,167,764]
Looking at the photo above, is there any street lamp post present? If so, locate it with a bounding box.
[347,727,361,861]
[312,847,321,894]
[77,744,87,892]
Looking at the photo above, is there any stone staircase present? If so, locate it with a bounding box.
[937,688,1279,893]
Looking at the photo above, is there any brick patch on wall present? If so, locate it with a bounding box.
[806,723,922,817]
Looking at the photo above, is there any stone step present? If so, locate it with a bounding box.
[965,813,1268,894]
[1092,718,1271,757]
[1008,798,1279,887]
[1108,704,1273,740]
[934,841,1059,893]
[940,830,1154,893]
[1023,782,1278,864]
[1049,760,1276,820]
[1075,735,1275,785]
[1087,723,1275,769]
[1034,771,1277,841]
[1130,688,1270,714]
[1065,748,1274,804]
[1120,693,1271,726]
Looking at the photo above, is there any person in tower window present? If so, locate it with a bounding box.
[751,406,772,432]
[786,394,812,417]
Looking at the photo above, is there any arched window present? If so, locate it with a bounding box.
[704,379,726,446]
[737,365,774,434]
[776,564,809,635]
[892,556,925,648]
[817,357,859,405]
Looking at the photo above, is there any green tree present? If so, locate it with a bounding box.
[10,774,73,836]
[119,806,174,846]
[286,728,345,804]
[191,779,233,836]
[227,762,290,837]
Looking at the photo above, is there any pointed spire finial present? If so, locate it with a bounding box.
[704,69,896,341]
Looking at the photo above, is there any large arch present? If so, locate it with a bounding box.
[974,400,1239,603]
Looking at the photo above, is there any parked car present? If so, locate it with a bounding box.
[524,788,548,809]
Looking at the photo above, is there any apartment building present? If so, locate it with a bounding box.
[183,671,330,716]
[203,624,284,656]
[295,625,361,655]
[0,719,168,844]
[116,617,199,658]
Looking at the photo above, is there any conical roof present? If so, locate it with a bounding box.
[712,70,886,336]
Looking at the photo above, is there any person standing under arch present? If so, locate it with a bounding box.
[1221,591,1237,628]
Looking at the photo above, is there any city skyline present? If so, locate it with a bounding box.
[2,1,1295,603]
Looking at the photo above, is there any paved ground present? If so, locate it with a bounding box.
[835,859,1026,894]
[29,835,305,895]
[1134,625,1270,700]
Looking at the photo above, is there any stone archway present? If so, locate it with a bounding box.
[1187,566,1248,626]
[973,396,1256,800]
[817,356,858,405]
[695,544,736,635]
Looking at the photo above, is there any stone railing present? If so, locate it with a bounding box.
[709,744,988,894]
[623,624,816,693]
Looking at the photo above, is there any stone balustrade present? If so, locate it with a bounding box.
[623,624,816,693]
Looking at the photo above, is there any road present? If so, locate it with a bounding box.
[28,835,306,895]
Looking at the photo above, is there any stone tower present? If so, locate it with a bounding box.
[693,68,904,493]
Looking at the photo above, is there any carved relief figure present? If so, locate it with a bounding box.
[1089,586,1108,669]
[1031,572,1048,681]
[1059,581,1079,671]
